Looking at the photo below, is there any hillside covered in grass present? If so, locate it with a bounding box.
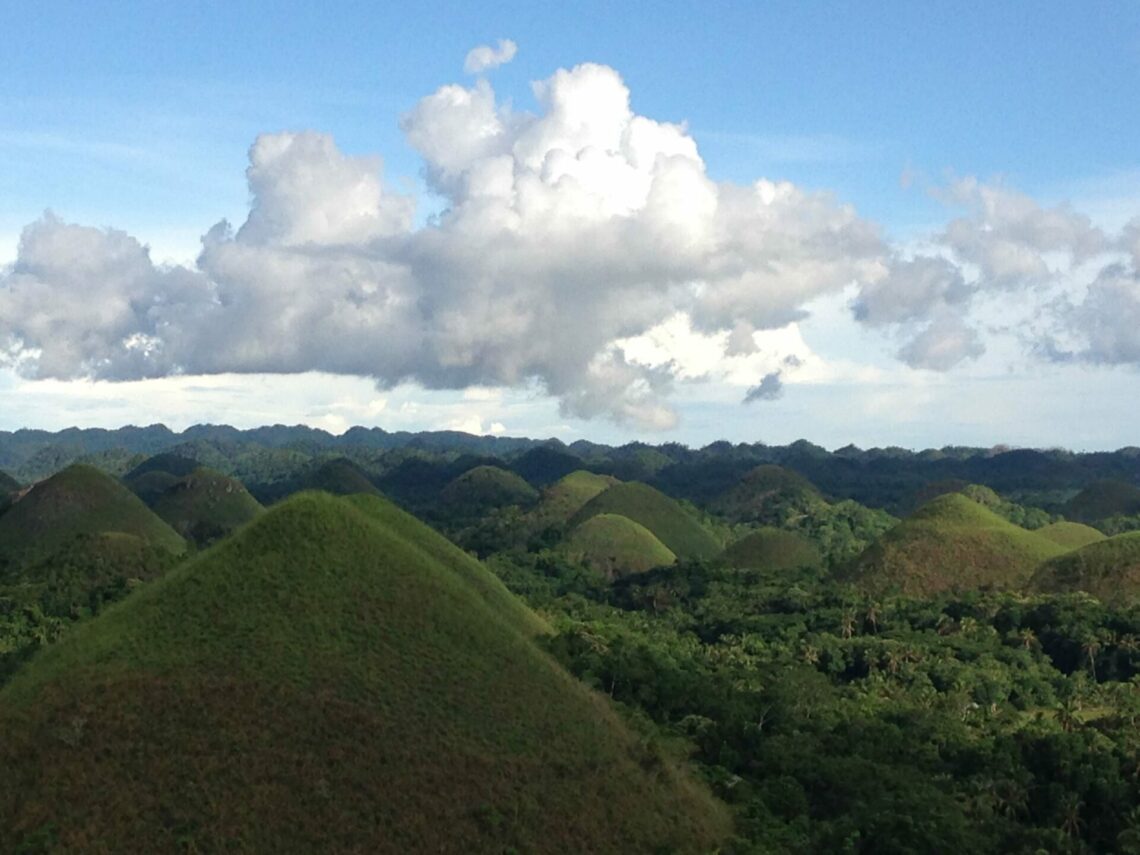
[0,493,729,853]
[152,468,265,546]
[839,493,1066,595]
[712,463,824,523]
[569,482,720,560]
[1036,521,1107,550]
[1030,532,1140,602]
[530,470,619,532]
[720,527,822,571]
[560,513,677,579]
[0,464,185,571]
[440,464,538,514]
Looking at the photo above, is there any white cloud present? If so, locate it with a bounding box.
[463,39,517,75]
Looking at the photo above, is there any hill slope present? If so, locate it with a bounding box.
[0,471,19,493]
[152,468,264,546]
[839,493,1066,595]
[1030,532,1140,603]
[0,464,185,571]
[561,514,677,579]
[720,527,823,571]
[712,464,824,524]
[0,493,728,853]
[531,470,619,531]
[440,465,539,513]
[301,457,380,497]
[1063,479,1140,523]
[1036,521,1107,550]
[569,482,720,560]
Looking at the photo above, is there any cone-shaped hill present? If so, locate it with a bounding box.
[838,493,1066,596]
[1030,532,1140,603]
[152,468,264,546]
[1036,521,1107,550]
[720,527,822,571]
[509,445,583,487]
[440,465,539,514]
[0,464,185,572]
[560,513,677,579]
[124,453,203,506]
[712,464,824,524]
[301,457,380,496]
[0,493,729,853]
[568,482,721,560]
[1063,479,1140,523]
[530,470,619,531]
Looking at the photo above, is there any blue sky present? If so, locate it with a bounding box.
[2,2,1139,449]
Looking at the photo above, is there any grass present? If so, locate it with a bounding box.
[1030,532,1140,602]
[0,493,729,853]
[301,457,380,497]
[0,465,185,574]
[839,493,1067,596]
[561,513,677,579]
[712,464,824,523]
[720,527,822,571]
[569,482,721,560]
[152,468,265,546]
[1063,479,1140,523]
[529,470,619,531]
[440,465,538,513]
[1036,521,1107,550]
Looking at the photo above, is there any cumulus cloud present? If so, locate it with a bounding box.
[896,311,984,371]
[743,371,783,403]
[464,39,517,74]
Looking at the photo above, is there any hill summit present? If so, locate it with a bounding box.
[569,481,720,560]
[0,492,728,853]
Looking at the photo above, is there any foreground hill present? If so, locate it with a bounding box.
[0,464,185,571]
[561,514,677,579]
[569,482,720,560]
[0,493,728,853]
[720,527,822,571]
[1063,479,1140,524]
[440,465,538,514]
[712,464,824,524]
[152,468,264,546]
[1030,532,1140,602]
[839,493,1066,595]
[530,470,619,531]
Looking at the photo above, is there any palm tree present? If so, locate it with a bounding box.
[1059,793,1084,839]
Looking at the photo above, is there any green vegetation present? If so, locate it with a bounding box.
[712,464,822,524]
[560,514,677,579]
[1064,479,1140,524]
[720,527,822,571]
[530,470,619,531]
[1037,521,1107,550]
[0,494,728,853]
[440,464,539,512]
[0,464,185,572]
[569,482,721,560]
[0,471,19,493]
[1031,532,1140,602]
[840,493,1066,595]
[152,467,264,546]
[299,457,380,497]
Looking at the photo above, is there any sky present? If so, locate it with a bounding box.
[1,1,1139,450]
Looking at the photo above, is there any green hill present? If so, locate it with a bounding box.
[124,452,202,482]
[712,464,824,524]
[561,514,677,579]
[530,470,619,531]
[0,493,729,853]
[1030,532,1140,602]
[0,471,19,493]
[838,493,1066,596]
[720,527,823,571]
[440,465,539,513]
[1037,521,1107,550]
[0,465,185,572]
[301,457,380,496]
[152,468,265,546]
[569,482,721,560]
[1063,480,1140,523]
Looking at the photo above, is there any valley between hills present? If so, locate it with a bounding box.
[3,426,1140,852]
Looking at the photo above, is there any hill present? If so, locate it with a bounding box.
[0,471,19,493]
[569,482,721,560]
[1036,521,1107,550]
[152,468,265,546]
[1063,479,1140,524]
[509,445,583,486]
[1030,532,1140,603]
[561,514,677,579]
[838,493,1066,596]
[0,464,185,571]
[530,470,620,532]
[712,464,824,524]
[301,457,380,496]
[0,493,729,853]
[123,453,203,505]
[720,527,823,571]
[440,465,538,513]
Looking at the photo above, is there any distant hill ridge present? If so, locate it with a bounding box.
[0,492,728,853]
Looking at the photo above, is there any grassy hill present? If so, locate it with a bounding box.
[712,464,824,524]
[301,457,380,497]
[838,493,1066,596]
[720,527,823,571]
[561,514,677,579]
[1063,480,1140,524]
[1037,521,1107,550]
[0,493,729,853]
[530,470,619,532]
[123,453,204,506]
[440,465,539,513]
[152,468,265,546]
[1030,532,1140,602]
[0,465,185,572]
[569,482,721,560]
